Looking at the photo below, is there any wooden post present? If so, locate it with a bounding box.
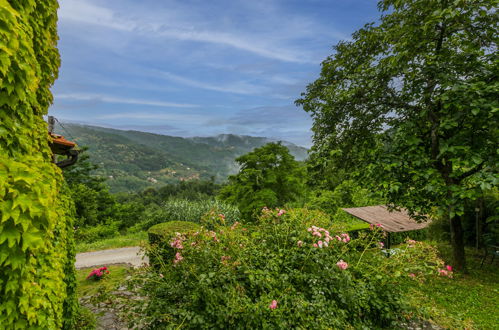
[48,116,55,133]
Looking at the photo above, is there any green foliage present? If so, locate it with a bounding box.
[0,0,77,328]
[138,198,240,230]
[74,306,96,330]
[400,243,499,329]
[75,231,147,253]
[75,222,120,243]
[296,0,498,270]
[141,208,446,328]
[147,221,201,268]
[148,221,201,244]
[220,142,306,222]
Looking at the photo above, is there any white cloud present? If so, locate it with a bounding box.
[95,112,210,124]
[155,71,265,95]
[58,0,329,64]
[56,93,199,108]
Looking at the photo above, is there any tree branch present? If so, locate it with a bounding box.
[457,162,485,182]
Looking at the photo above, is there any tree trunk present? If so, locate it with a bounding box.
[449,214,467,272]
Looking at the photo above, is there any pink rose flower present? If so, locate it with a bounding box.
[297,240,303,247]
[269,300,278,310]
[446,265,453,272]
[336,260,348,270]
[438,269,448,276]
[408,273,416,278]
[313,243,318,248]
[173,252,184,264]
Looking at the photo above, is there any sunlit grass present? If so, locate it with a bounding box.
[76,265,133,297]
[76,231,147,253]
[401,243,499,329]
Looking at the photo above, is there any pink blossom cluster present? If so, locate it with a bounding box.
[218,213,226,222]
[407,239,417,247]
[208,230,220,242]
[170,235,184,249]
[378,241,385,248]
[261,206,286,217]
[230,221,240,230]
[336,260,348,270]
[369,223,383,230]
[269,300,278,310]
[304,226,351,248]
[173,252,184,265]
[438,265,453,277]
[86,266,110,280]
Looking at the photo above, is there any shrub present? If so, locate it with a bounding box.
[140,199,240,230]
[75,222,120,243]
[74,306,97,330]
[86,266,110,281]
[141,208,444,328]
[147,221,201,268]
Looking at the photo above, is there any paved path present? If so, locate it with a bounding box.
[75,247,148,269]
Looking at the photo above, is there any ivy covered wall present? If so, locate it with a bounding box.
[0,0,77,328]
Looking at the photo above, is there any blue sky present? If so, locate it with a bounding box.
[51,0,379,147]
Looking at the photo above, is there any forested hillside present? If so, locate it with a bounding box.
[55,123,308,192]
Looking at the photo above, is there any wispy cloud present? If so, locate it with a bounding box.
[155,71,265,95]
[95,112,210,124]
[58,0,327,64]
[56,93,199,108]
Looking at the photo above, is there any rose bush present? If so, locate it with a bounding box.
[141,208,445,328]
[86,267,110,281]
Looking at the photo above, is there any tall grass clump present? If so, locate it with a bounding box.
[139,198,240,230]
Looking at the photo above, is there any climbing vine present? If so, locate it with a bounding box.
[0,0,77,328]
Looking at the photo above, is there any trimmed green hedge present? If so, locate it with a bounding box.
[148,221,201,268]
[0,0,77,328]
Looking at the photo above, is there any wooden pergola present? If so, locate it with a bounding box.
[342,205,430,248]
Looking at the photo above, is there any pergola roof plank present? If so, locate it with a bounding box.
[342,205,429,233]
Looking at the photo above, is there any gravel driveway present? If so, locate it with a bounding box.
[75,247,148,269]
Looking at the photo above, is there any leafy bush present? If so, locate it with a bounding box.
[139,199,240,230]
[141,208,444,328]
[74,306,97,330]
[147,221,201,268]
[75,222,120,243]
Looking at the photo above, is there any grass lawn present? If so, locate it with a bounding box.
[402,243,499,329]
[77,265,134,297]
[76,231,147,253]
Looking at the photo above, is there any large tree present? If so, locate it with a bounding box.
[297,0,498,271]
[219,143,305,221]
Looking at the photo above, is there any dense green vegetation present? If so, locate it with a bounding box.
[55,123,308,193]
[220,142,306,221]
[141,208,444,328]
[0,0,78,328]
[2,0,495,328]
[296,0,498,271]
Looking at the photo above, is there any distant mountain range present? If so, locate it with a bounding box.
[55,123,308,193]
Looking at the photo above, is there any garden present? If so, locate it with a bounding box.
[1,0,497,329]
